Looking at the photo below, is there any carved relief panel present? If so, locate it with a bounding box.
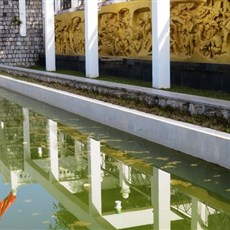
[98,3,151,57]
[170,0,230,63]
[55,0,230,64]
[55,10,85,55]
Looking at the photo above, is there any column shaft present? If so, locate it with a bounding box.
[44,0,56,71]
[84,0,99,78]
[152,0,170,88]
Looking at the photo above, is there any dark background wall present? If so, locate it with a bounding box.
[42,55,230,92]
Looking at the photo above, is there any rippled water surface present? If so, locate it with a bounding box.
[0,88,229,230]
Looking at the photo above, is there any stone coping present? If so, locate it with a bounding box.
[0,65,230,118]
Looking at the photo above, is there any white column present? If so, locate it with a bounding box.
[88,138,102,215]
[84,0,99,78]
[23,108,31,160]
[152,167,171,230]
[48,119,59,181]
[152,0,170,88]
[71,0,80,8]
[43,0,56,71]
[19,0,26,36]
[54,0,61,12]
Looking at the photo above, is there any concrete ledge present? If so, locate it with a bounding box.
[0,74,230,169]
[1,65,230,119]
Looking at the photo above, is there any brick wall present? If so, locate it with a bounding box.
[0,0,43,66]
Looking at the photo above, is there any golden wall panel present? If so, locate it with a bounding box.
[55,0,230,64]
[55,10,85,55]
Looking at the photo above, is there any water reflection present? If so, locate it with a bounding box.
[0,88,230,229]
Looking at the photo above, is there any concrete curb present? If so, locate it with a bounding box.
[0,74,230,169]
[1,65,230,119]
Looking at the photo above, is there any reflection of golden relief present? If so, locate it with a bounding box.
[55,0,230,64]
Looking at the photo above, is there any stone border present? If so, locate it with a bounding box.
[0,73,230,169]
[1,65,230,119]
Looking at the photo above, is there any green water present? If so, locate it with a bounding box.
[0,88,229,230]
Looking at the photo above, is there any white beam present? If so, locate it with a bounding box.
[19,0,26,36]
[43,0,56,71]
[152,0,170,88]
[84,0,99,78]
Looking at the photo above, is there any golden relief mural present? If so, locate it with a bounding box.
[55,10,85,55]
[55,0,230,64]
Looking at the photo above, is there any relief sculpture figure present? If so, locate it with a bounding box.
[99,12,119,56]
[132,9,151,56]
[70,16,85,55]
[115,8,133,56]
[170,0,230,62]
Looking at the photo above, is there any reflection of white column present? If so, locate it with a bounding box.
[152,167,171,230]
[84,0,99,78]
[23,108,31,160]
[88,138,102,215]
[74,139,82,161]
[101,153,105,181]
[48,120,59,182]
[152,0,170,88]
[191,197,206,230]
[43,0,56,71]
[74,139,83,173]
[119,163,131,199]
[10,171,18,195]
[19,0,26,36]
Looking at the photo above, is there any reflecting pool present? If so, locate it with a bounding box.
[0,87,230,230]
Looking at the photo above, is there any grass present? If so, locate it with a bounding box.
[29,66,152,88]
[167,86,230,101]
